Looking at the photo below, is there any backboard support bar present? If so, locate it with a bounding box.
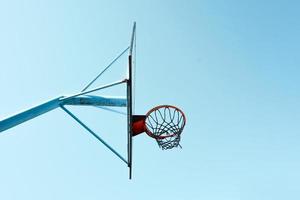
[60,105,127,164]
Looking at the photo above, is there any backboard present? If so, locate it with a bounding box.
[127,22,136,179]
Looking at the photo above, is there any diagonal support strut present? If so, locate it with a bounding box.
[60,105,128,165]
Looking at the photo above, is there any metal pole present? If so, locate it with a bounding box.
[62,79,126,102]
[0,95,127,133]
[0,97,63,132]
[60,105,128,164]
[81,46,130,92]
[62,95,127,107]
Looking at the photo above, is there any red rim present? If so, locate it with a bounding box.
[144,105,186,140]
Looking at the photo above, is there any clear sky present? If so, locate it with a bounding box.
[0,0,299,199]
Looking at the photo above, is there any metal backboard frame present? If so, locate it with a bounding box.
[127,22,136,179]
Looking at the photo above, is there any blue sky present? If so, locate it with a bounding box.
[0,0,300,199]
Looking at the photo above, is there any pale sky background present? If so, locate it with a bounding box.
[0,1,300,200]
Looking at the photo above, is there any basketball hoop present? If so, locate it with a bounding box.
[132,105,186,150]
[0,22,187,179]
